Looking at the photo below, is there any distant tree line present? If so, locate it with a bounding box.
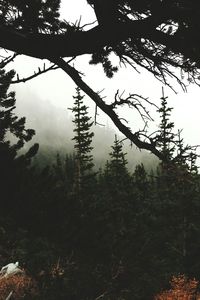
[1,65,200,300]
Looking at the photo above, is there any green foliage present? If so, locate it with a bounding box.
[86,0,200,83]
[108,135,128,175]
[155,89,175,162]
[103,135,131,195]
[0,66,38,218]
[71,87,95,191]
[89,48,118,78]
[1,0,200,89]
[1,88,200,299]
[0,67,38,156]
[0,0,61,33]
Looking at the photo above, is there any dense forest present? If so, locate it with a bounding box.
[1,64,200,300]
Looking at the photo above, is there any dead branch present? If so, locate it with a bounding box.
[95,291,108,300]
[9,57,76,84]
[5,291,13,300]
[52,57,164,160]
[0,53,18,68]
[10,63,58,84]
[110,89,157,122]
[94,104,105,126]
[79,20,97,30]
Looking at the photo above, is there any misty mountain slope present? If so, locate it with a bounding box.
[13,85,158,170]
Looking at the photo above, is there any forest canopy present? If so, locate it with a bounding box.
[2,2,200,299]
[1,72,200,299]
[0,0,200,158]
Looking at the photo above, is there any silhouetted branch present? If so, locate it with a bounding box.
[52,57,163,160]
[11,63,58,84]
[10,57,76,84]
[1,7,200,92]
[79,20,97,30]
[94,104,105,126]
[0,53,18,68]
[110,89,157,122]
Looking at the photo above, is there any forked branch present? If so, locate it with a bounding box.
[110,89,157,122]
[52,57,163,160]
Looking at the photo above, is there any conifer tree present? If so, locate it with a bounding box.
[103,135,131,196]
[53,152,76,193]
[71,87,95,191]
[0,67,38,163]
[2,0,200,160]
[133,163,149,199]
[153,91,200,276]
[156,88,175,162]
[107,135,129,180]
[0,66,38,214]
[154,89,178,201]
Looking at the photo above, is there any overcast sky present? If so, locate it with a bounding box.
[7,0,200,161]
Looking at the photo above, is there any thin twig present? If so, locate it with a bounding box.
[11,64,58,84]
[5,291,13,300]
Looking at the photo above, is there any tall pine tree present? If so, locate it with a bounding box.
[156,87,175,163]
[152,91,200,278]
[71,87,95,193]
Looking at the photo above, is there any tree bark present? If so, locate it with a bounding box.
[0,18,197,63]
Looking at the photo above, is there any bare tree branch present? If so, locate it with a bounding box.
[11,63,58,84]
[7,57,75,84]
[110,89,157,122]
[52,57,163,160]
[0,53,18,68]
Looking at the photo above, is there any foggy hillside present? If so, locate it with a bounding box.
[14,85,158,171]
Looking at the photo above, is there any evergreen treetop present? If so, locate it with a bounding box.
[71,87,95,190]
[0,64,38,217]
[0,66,38,166]
[105,135,130,186]
[109,135,127,170]
[156,88,175,162]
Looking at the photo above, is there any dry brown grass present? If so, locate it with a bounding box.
[0,273,38,299]
[155,275,200,300]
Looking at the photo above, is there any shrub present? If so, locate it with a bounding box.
[155,275,200,300]
[0,273,38,299]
